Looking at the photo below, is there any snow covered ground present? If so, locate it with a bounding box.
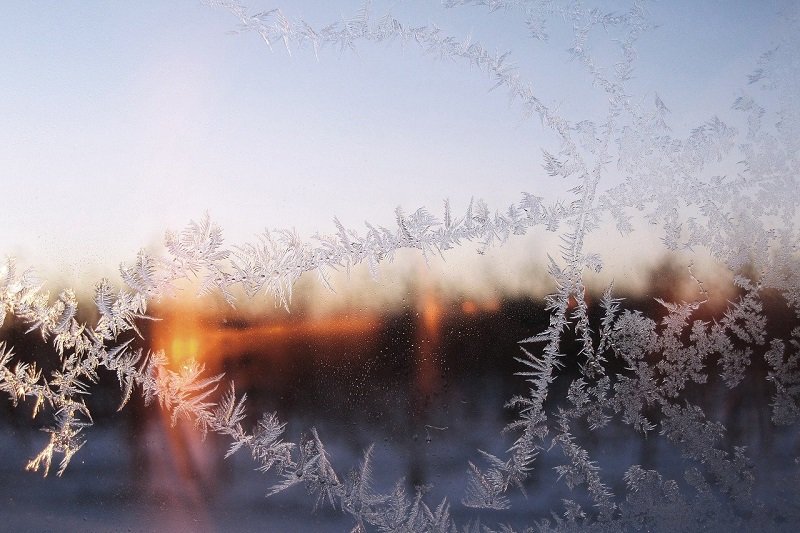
[2,378,797,532]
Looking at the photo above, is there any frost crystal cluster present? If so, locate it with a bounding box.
[1,1,799,531]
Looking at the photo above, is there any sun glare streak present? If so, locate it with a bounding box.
[151,301,383,369]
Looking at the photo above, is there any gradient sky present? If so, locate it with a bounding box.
[0,0,787,288]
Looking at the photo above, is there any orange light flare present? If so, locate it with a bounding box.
[414,289,443,401]
[150,302,382,369]
[483,297,501,313]
[461,300,478,315]
[420,292,442,338]
[461,297,501,315]
[150,304,222,370]
[250,315,381,339]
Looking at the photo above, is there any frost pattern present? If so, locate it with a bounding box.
[1,1,799,531]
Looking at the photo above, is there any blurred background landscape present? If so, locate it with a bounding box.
[1,256,797,531]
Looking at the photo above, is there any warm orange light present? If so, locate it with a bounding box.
[151,301,382,368]
[243,316,379,339]
[170,337,200,365]
[462,298,500,315]
[462,300,478,314]
[420,295,441,334]
[483,298,500,312]
[151,302,218,368]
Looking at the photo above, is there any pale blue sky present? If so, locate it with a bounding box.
[0,0,786,285]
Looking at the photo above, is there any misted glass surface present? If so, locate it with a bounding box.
[1,1,798,531]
